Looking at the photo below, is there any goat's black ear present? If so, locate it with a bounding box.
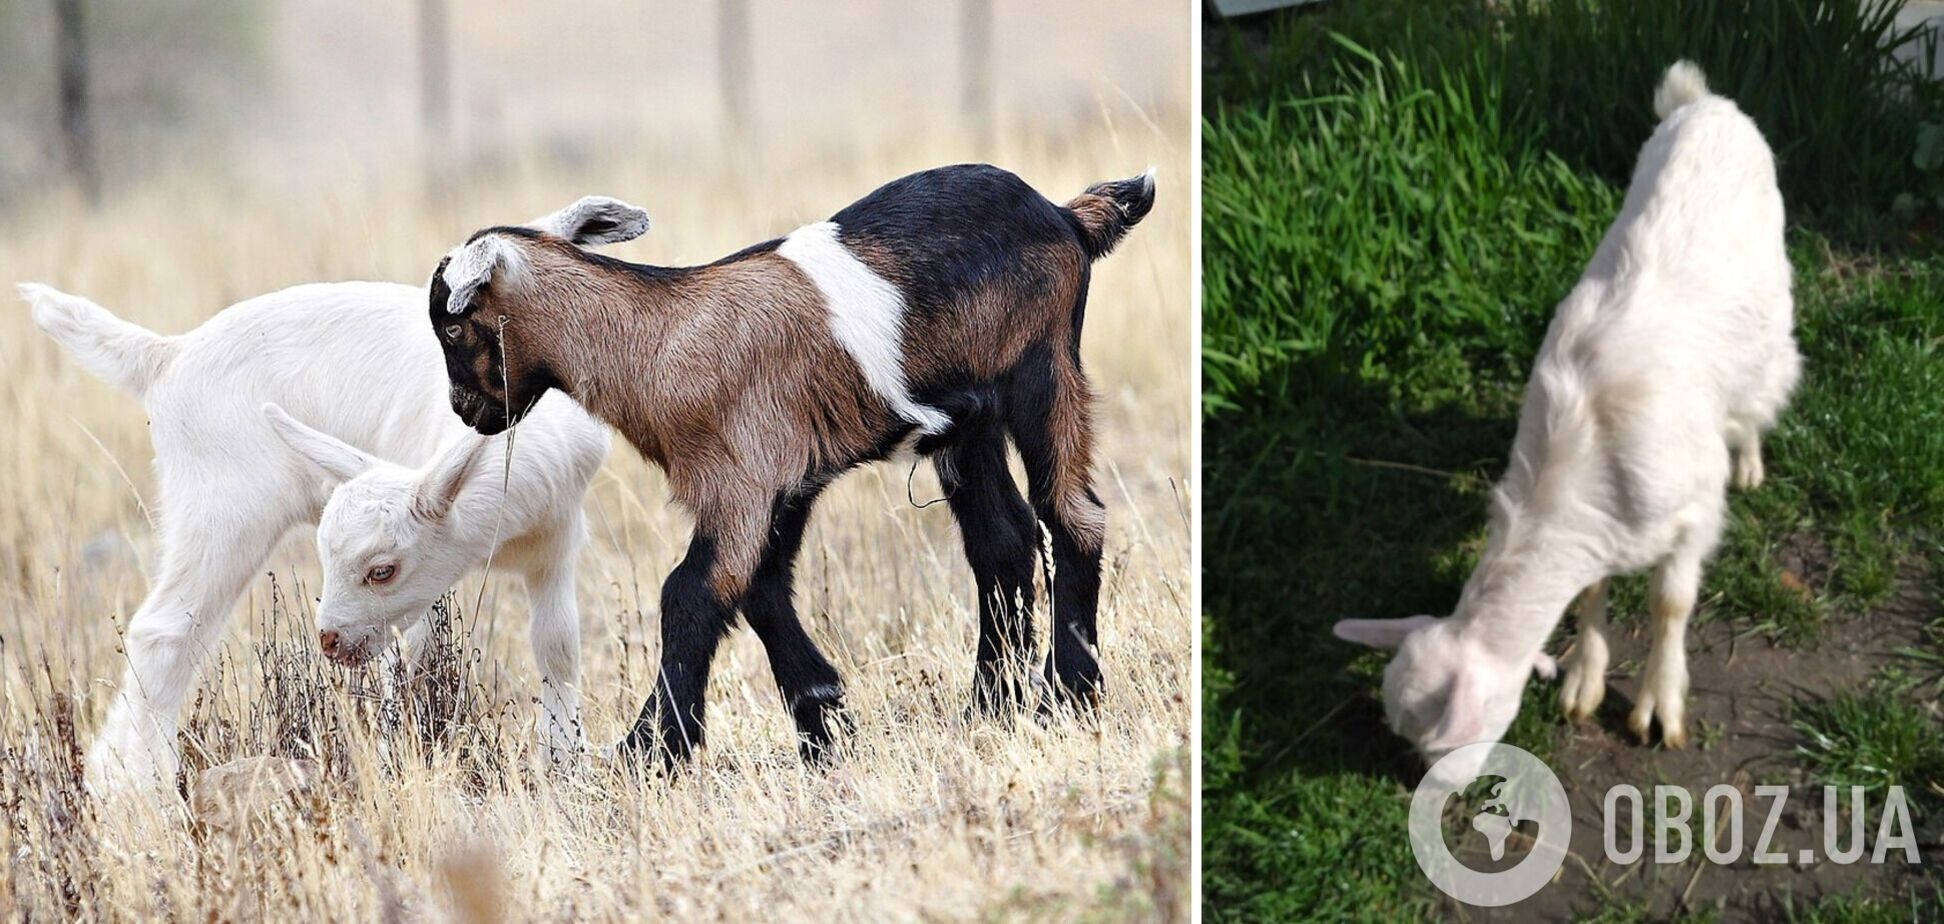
[532,196,651,246]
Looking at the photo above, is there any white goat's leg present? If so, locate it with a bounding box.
[1631,553,1701,748]
[89,514,277,797]
[525,551,585,768]
[1559,578,1611,722]
[1729,422,1765,490]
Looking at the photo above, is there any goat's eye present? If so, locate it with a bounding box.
[366,564,398,584]
[443,324,463,340]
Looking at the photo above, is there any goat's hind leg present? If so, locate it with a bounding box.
[1726,420,1765,491]
[1009,349,1106,712]
[1730,339,1801,491]
[90,501,287,796]
[937,430,1040,716]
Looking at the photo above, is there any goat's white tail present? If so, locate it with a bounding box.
[1653,60,1711,120]
[19,283,175,396]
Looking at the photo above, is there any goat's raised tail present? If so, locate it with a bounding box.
[1653,60,1711,120]
[1063,169,1157,260]
[19,283,174,396]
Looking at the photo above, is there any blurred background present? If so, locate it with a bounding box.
[0,0,1186,207]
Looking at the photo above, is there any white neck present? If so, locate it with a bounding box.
[1449,507,1608,664]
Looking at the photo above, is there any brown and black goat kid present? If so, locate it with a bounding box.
[429,164,1154,767]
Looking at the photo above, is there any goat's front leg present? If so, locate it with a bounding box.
[1631,553,1700,748]
[525,547,586,768]
[1559,578,1611,722]
[623,519,747,769]
[741,489,852,765]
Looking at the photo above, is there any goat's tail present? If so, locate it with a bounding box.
[1653,60,1711,120]
[1063,169,1156,261]
[19,283,175,396]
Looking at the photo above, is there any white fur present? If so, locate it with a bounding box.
[21,281,610,796]
[443,236,525,315]
[1335,61,1800,781]
[778,221,951,434]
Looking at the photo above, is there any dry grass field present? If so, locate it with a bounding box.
[0,114,1192,920]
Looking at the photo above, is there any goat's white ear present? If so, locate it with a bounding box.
[1332,615,1440,650]
[530,195,651,246]
[441,237,520,315]
[1422,668,1488,753]
[414,433,491,521]
[263,403,376,484]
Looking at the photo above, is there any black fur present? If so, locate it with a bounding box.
[624,534,735,769]
[830,164,1080,322]
[743,490,852,764]
[1003,342,1104,705]
[935,418,1042,714]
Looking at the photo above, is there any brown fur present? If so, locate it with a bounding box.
[830,236,1103,554]
[462,236,899,596]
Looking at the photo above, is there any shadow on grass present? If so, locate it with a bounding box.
[1206,375,1516,782]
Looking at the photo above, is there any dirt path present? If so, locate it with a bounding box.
[1451,560,1941,919]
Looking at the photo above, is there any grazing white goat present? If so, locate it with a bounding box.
[20,198,636,796]
[1334,61,1800,781]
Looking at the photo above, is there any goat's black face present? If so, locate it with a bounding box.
[428,257,553,435]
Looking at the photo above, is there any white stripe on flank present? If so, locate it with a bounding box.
[777,221,950,435]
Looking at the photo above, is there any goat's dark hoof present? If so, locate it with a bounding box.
[1037,662,1103,722]
[618,719,699,777]
[793,689,854,767]
[970,666,1046,719]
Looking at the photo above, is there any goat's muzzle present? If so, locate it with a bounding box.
[318,629,375,667]
[449,386,510,435]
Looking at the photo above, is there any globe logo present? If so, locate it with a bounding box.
[1408,743,1572,906]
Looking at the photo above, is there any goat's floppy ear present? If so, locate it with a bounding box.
[413,433,490,521]
[264,404,378,484]
[530,195,651,246]
[441,236,519,315]
[1332,614,1441,650]
[1422,667,1488,753]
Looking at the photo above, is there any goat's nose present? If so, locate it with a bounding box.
[319,630,340,655]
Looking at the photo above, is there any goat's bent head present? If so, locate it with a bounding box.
[264,404,491,667]
[1333,615,1553,783]
[430,195,650,435]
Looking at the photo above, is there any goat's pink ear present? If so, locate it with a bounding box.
[414,433,490,521]
[1332,615,1440,650]
[531,196,650,246]
[1423,668,1488,753]
[263,403,376,484]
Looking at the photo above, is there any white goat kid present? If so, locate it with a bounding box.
[1333,62,1800,782]
[22,197,637,796]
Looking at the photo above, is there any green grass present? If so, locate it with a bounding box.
[1207,0,1944,239]
[1202,38,1617,411]
[1792,679,1944,807]
[1201,9,1944,921]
